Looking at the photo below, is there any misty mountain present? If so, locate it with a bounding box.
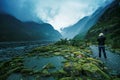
[24,22,62,40]
[85,0,120,48]
[62,2,113,39]
[61,17,88,39]
[0,13,62,42]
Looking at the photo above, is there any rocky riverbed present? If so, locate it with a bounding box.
[0,41,53,61]
[0,41,120,80]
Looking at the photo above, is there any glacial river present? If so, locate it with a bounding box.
[0,41,54,61]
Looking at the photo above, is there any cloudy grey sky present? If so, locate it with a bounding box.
[1,0,113,31]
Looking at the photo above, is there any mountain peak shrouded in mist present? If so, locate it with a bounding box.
[0,13,62,42]
[0,0,114,32]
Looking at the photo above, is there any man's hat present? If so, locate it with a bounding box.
[99,33,104,36]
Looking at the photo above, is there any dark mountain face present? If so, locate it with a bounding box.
[24,22,62,40]
[0,13,62,42]
[85,0,120,48]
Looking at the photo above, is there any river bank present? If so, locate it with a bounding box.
[0,41,54,61]
[1,43,120,80]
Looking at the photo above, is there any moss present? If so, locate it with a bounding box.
[82,63,99,73]
[0,56,25,80]
[1,44,118,79]
[10,57,24,68]
[63,62,71,68]
[86,58,102,66]
[113,78,120,80]
[33,70,41,74]
[77,58,86,63]
[73,62,82,71]
[73,51,84,57]
[44,63,55,69]
[63,62,73,74]
[31,46,51,53]
[26,53,35,57]
[0,67,21,80]
[82,63,110,80]
[84,49,92,54]
[98,69,110,80]
[41,69,51,77]
[59,77,74,80]
[58,69,67,75]
[54,52,61,56]
[20,68,34,75]
[0,61,10,70]
[59,77,83,80]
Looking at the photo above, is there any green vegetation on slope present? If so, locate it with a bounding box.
[85,1,120,50]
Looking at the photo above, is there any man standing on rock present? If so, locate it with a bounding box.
[97,33,107,59]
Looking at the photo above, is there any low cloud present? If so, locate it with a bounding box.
[0,0,113,31]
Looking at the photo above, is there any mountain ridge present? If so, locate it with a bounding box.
[62,1,113,39]
[0,13,62,42]
[85,0,120,48]
[61,16,88,39]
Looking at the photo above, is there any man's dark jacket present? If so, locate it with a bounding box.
[97,36,106,46]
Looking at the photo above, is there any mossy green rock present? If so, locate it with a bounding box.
[0,44,118,80]
[59,77,82,80]
[82,63,110,79]
[82,63,99,73]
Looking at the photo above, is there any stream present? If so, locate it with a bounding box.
[0,41,54,61]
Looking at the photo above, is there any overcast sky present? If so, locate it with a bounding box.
[0,0,113,31]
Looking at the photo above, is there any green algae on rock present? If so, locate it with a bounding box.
[0,44,117,80]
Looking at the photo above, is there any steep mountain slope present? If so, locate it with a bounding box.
[0,13,62,42]
[0,13,29,41]
[62,1,113,39]
[24,22,62,40]
[85,0,120,48]
[61,17,88,39]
